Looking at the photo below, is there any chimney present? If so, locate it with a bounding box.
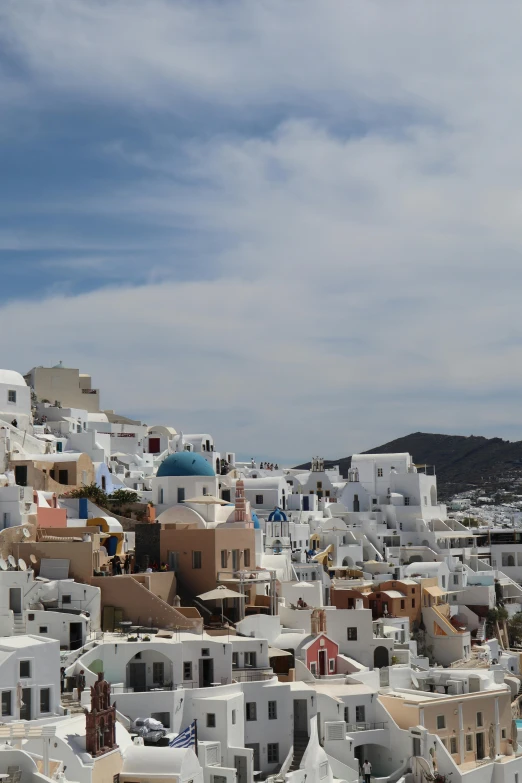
[311,609,320,636]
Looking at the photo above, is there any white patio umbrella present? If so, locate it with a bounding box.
[185,496,230,505]
[197,585,246,624]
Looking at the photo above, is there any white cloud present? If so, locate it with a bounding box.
[2,1,522,460]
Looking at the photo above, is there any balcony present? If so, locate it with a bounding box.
[232,668,274,682]
[346,722,388,732]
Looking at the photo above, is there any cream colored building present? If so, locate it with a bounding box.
[25,364,100,413]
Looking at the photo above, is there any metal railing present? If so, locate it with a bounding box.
[233,671,274,682]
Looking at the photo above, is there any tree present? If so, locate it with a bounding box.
[508,613,522,646]
[61,483,109,506]
[108,489,139,504]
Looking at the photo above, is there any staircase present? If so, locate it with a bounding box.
[289,732,308,772]
[61,693,84,715]
[13,614,26,636]
[476,619,487,643]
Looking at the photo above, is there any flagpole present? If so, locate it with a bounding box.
[194,719,198,756]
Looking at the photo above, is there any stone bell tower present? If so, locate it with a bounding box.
[85,672,118,757]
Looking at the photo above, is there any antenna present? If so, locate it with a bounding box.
[18,559,27,572]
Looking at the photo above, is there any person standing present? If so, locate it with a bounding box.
[60,667,66,694]
[123,554,131,574]
[363,759,372,783]
[77,670,86,700]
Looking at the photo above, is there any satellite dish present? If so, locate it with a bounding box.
[18,559,27,572]
[7,555,16,568]
[29,554,37,565]
[411,674,420,689]
[0,559,8,571]
[22,528,30,539]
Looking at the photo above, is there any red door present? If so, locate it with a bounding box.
[148,437,161,453]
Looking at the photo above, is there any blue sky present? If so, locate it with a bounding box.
[2,1,522,463]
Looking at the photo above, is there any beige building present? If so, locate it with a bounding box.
[10,452,95,492]
[25,364,100,412]
[160,523,256,598]
[381,686,512,766]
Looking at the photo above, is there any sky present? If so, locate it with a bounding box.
[1,1,522,463]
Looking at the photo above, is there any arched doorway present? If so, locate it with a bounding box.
[342,557,354,567]
[374,646,389,668]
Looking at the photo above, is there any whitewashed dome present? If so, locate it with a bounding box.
[0,370,26,386]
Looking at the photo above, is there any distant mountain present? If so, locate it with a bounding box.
[295,432,522,498]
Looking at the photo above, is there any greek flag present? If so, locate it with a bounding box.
[169,721,197,749]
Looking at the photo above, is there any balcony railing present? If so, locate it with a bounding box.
[233,669,274,682]
[346,722,388,732]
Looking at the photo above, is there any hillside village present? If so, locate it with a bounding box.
[0,364,521,783]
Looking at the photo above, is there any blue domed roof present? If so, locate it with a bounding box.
[268,508,287,522]
[157,452,215,478]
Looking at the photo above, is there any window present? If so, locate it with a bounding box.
[347,628,357,641]
[246,702,257,721]
[268,700,277,720]
[207,713,216,728]
[201,648,210,657]
[62,595,71,604]
[153,662,164,685]
[501,728,507,739]
[232,652,239,668]
[58,469,68,484]
[450,737,458,755]
[39,626,48,634]
[477,712,483,727]
[377,468,383,477]
[310,662,317,675]
[329,659,335,672]
[183,662,192,681]
[28,614,34,621]
[1,691,11,716]
[232,550,240,571]
[232,709,236,724]
[244,549,250,567]
[8,390,16,403]
[221,550,227,568]
[465,734,473,752]
[412,599,416,608]
[255,495,263,505]
[355,706,365,722]
[436,715,446,730]
[372,498,377,505]
[202,487,208,496]
[267,744,279,764]
[344,707,349,724]
[244,652,257,668]
[3,513,10,526]
[56,441,63,453]
[317,481,322,489]
[400,600,405,609]
[20,661,31,678]
[502,553,515,567]
[158,487,164,504]
[453,574,459,585]
[40,688,50,713]
[404,497,410,506]
[177,487,185,503]
[192,551,202,569]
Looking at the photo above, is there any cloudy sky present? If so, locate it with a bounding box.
[1,1,521,463]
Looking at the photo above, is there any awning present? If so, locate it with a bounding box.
[268,647,293,658]
[424,586,447,598]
